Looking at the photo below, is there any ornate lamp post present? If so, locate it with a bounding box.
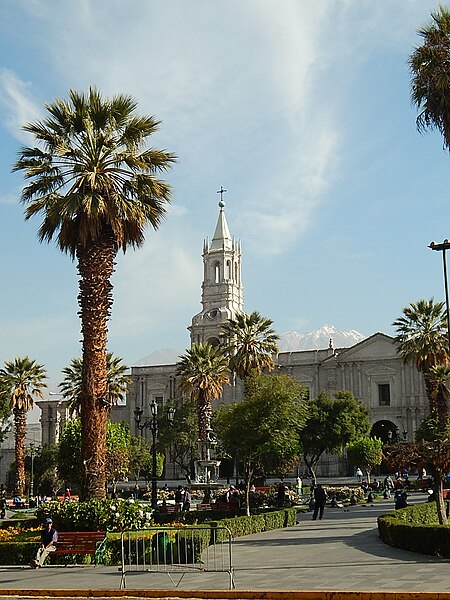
[134,402,175,510]
[27,442,40,499]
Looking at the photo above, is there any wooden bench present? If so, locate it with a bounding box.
[52,531,107,566]
[196,502,238,511]
[160,503,182,513]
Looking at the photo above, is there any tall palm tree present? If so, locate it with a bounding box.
[220,310,279,393]
[13,88,176,499]
[393,298,449,413]
[0,357,47,495]
[60,353,131,417]
[410,6,450,150]
[176,343,229,461]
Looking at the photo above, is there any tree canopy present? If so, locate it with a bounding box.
[59,353,131,417]
[214,373,307,514]
[300,390,370,483]
[0,356,47,495]
[410,5,450,151]
[14,87,176,499]
[346,437,383,483]
[220,311,279,385]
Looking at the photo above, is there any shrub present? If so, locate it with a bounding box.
[378,502,450,558]
[35,498,153,531]
[0,542,36,565]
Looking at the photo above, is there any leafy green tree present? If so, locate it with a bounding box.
[215,373,307,515]
[105,421,131,493]
[60,353,131,417]
[177,343,229,461]
[129,436,164,483]
[346,437,383,484]
[157,400,198,483]
[415,412,450,525]
[220,311,279,394]
[393,299,448,414]
[28,445,62,497]
[0,357,47,495]
[14,88,176,499]
[410,6,450,151]
[300,390,370,484]
[59,419,134,493]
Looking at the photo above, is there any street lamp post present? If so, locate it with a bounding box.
[27,442,39,499]
[429,240,450,353]
[134,402,175,510]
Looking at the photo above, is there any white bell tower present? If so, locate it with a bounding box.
[189,189,243,347]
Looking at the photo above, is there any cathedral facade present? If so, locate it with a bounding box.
[110,202,429,477]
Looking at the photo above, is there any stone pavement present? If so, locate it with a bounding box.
[0,493,449,593]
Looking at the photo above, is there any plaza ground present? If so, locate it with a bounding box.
[0,490,448,594]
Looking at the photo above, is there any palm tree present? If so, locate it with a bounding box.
[176,343,230,461]
[410,6,450,150]
[220,310,279,393]
[393,298,449,413]
[0,357,47,495]
[13,88,176,499]
[60,353,132,417]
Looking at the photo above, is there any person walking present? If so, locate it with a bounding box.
[30,517,58,568]
[312,484,327,520]
[182,486,191,511]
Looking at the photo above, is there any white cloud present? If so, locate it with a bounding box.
[0,69,42,143]
[111,226,199,341]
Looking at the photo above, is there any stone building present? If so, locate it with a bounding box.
[110,201,429,477]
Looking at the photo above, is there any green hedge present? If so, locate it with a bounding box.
[0,506,298,566]
[378,502,450,558]
[0,542,36,565]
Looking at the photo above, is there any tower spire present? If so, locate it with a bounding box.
[189,190,243,347]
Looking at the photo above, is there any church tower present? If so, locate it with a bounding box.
[189,194,243,346]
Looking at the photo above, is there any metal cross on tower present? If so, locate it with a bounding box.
[217,186,227,206]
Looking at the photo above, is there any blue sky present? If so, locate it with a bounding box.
[1,0,450,399]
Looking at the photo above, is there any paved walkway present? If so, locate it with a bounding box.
[0,493,449,593]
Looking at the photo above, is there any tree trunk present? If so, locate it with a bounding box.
[435,469,448,526]
[77,230,116,500]
[197,393,211,462]
[245,462,253,517]
[14,408,27,496]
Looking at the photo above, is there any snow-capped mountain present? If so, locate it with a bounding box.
[278,324,366,352]
[134,348,181,366]
[134,326,366,365]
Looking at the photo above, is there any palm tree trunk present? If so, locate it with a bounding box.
[198,393,211,462]
[424,375,438,414]
[77,229,116,500]
[14,408,27,496]
[435,469,448,526]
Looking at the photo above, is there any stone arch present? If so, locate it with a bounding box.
[371,419,397,444]
[207,336,220,348]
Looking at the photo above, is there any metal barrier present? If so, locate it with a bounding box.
[120,525,234,590]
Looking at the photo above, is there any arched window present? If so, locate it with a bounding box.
[214,262,220,283]
[207,337,220,348]
[226,260,231,280]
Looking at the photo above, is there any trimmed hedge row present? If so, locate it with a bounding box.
[0,506,298,566]
[378,502,450,558]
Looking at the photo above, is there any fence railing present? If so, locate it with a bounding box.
[120,526,234,590]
